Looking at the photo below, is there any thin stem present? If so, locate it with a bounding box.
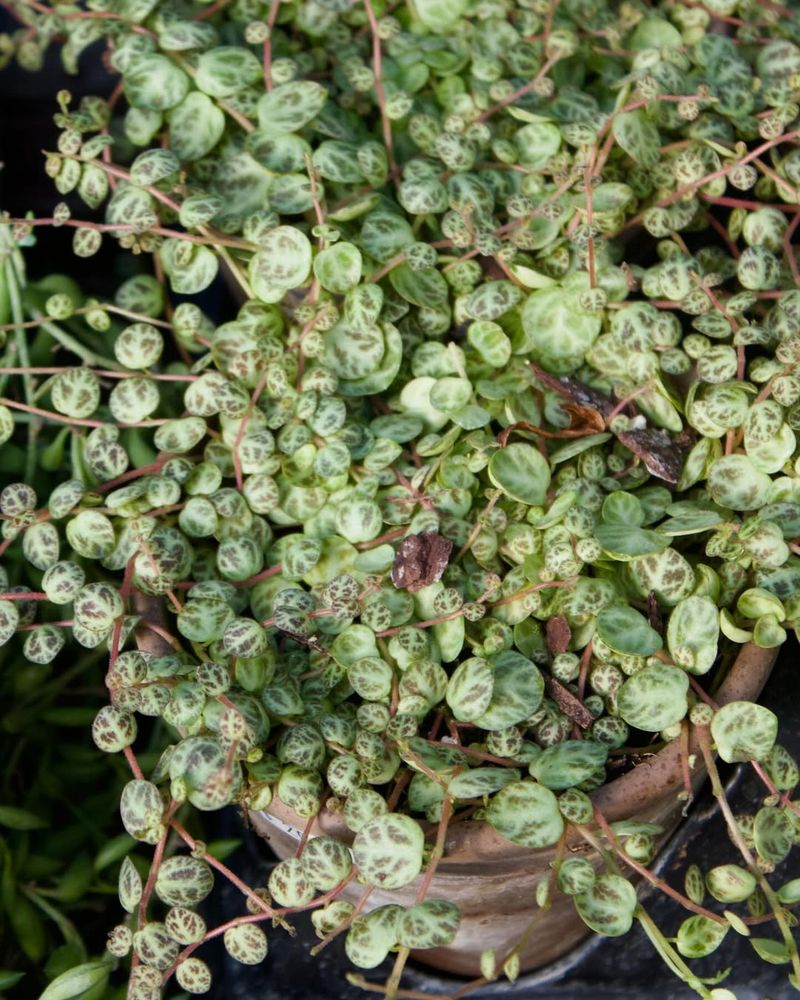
[695,725,800,985]
[364,0,395,174]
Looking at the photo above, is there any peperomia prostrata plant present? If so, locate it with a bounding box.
[2,0,800,997]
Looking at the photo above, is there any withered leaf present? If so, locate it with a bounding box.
[529,363,691,486]
[646,591,663,635]
[546,615,572,655]
[543,675,594,730]
[391,532,453,593]
[616,427,693,486]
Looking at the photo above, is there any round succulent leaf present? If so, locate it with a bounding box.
[257,80,328,133]
[345,905,403,969]
[485,780,564,849]
[666,596,720,675]
[749,938,793,966]
[120,780,164,843]
[352,813,425,889]
[348,656,393,701]
[165,906,207,945]
[160,240,219,295]
[23,624,66,664]
[325,321,385,379]
[222,618,268,658]
[397,900,461,949]
[473,650,544,730]
[155,855,214,906]
[314,242,363,294]
[595,523,671,559]
[520,288,602,373]
[92,706,137,752]
[195,46,262,97]
[447,767,520,799]
[617,664,689,733]
[596,606,663,657]
[628,549,695,607]
[124,55,190,111]
[488,443,551,506]
[612,109,660,167]
[753,806,794,865]
[676,915,729,958]
[0,599,19,646]
[335,496,382,544]
[268,857,317,907]
[574,874,637,937]
[464,281,523,321]
[446,656,495,723]
[134,921,179,969]
[168,92,225,161]
[175,957,212,995]
[710,701,779,763]
[468,320,511,367]
[429,377,472,415]
[529,740,608,791]
[300,836,353,891]
[130,148,180,186]
[153,416,207,453]
[223,923,268,965]
[707,455,772,511]
[601,491,644,526]
[249,226,312,303]
[706,865,757,903]
[51,368,100,418]
[388,263,448,308]
[177,598,235,643]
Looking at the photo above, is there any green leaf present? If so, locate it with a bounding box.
[710,701,778,763]
[195,46,262,98]
[396,900,461,949]
[0,972,25,990]
[345,906,402,969]
[352,814,424,889]
[160,240,219,295]
[706,864,756,903]
[485,780,564,848]
[666,596,720,675]
[249,226,312,303]
[388,264,448,308]
[0,806,47,830]
[529,740,608,790]
[612,110,660,167]
[445,656,494,723]
[488,443,551,506]
[168,92,226,162]
[447,768,520,799]
[753,806,793,865]
[574,874,637,936]
[596,606,663,656]
[520,287,602,373]
[750,938,792,965]
[314,242,363,294]
[676,915,728,958]
[257,81,328,134]
[595,523,671,559]
[617,664,689,732]
[473,650,544,730]
[412,0,467,30]
[123,55,189,111]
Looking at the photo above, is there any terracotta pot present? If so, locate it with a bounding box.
[249,643,777,977]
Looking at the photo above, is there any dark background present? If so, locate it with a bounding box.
[1,25,798,1000]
